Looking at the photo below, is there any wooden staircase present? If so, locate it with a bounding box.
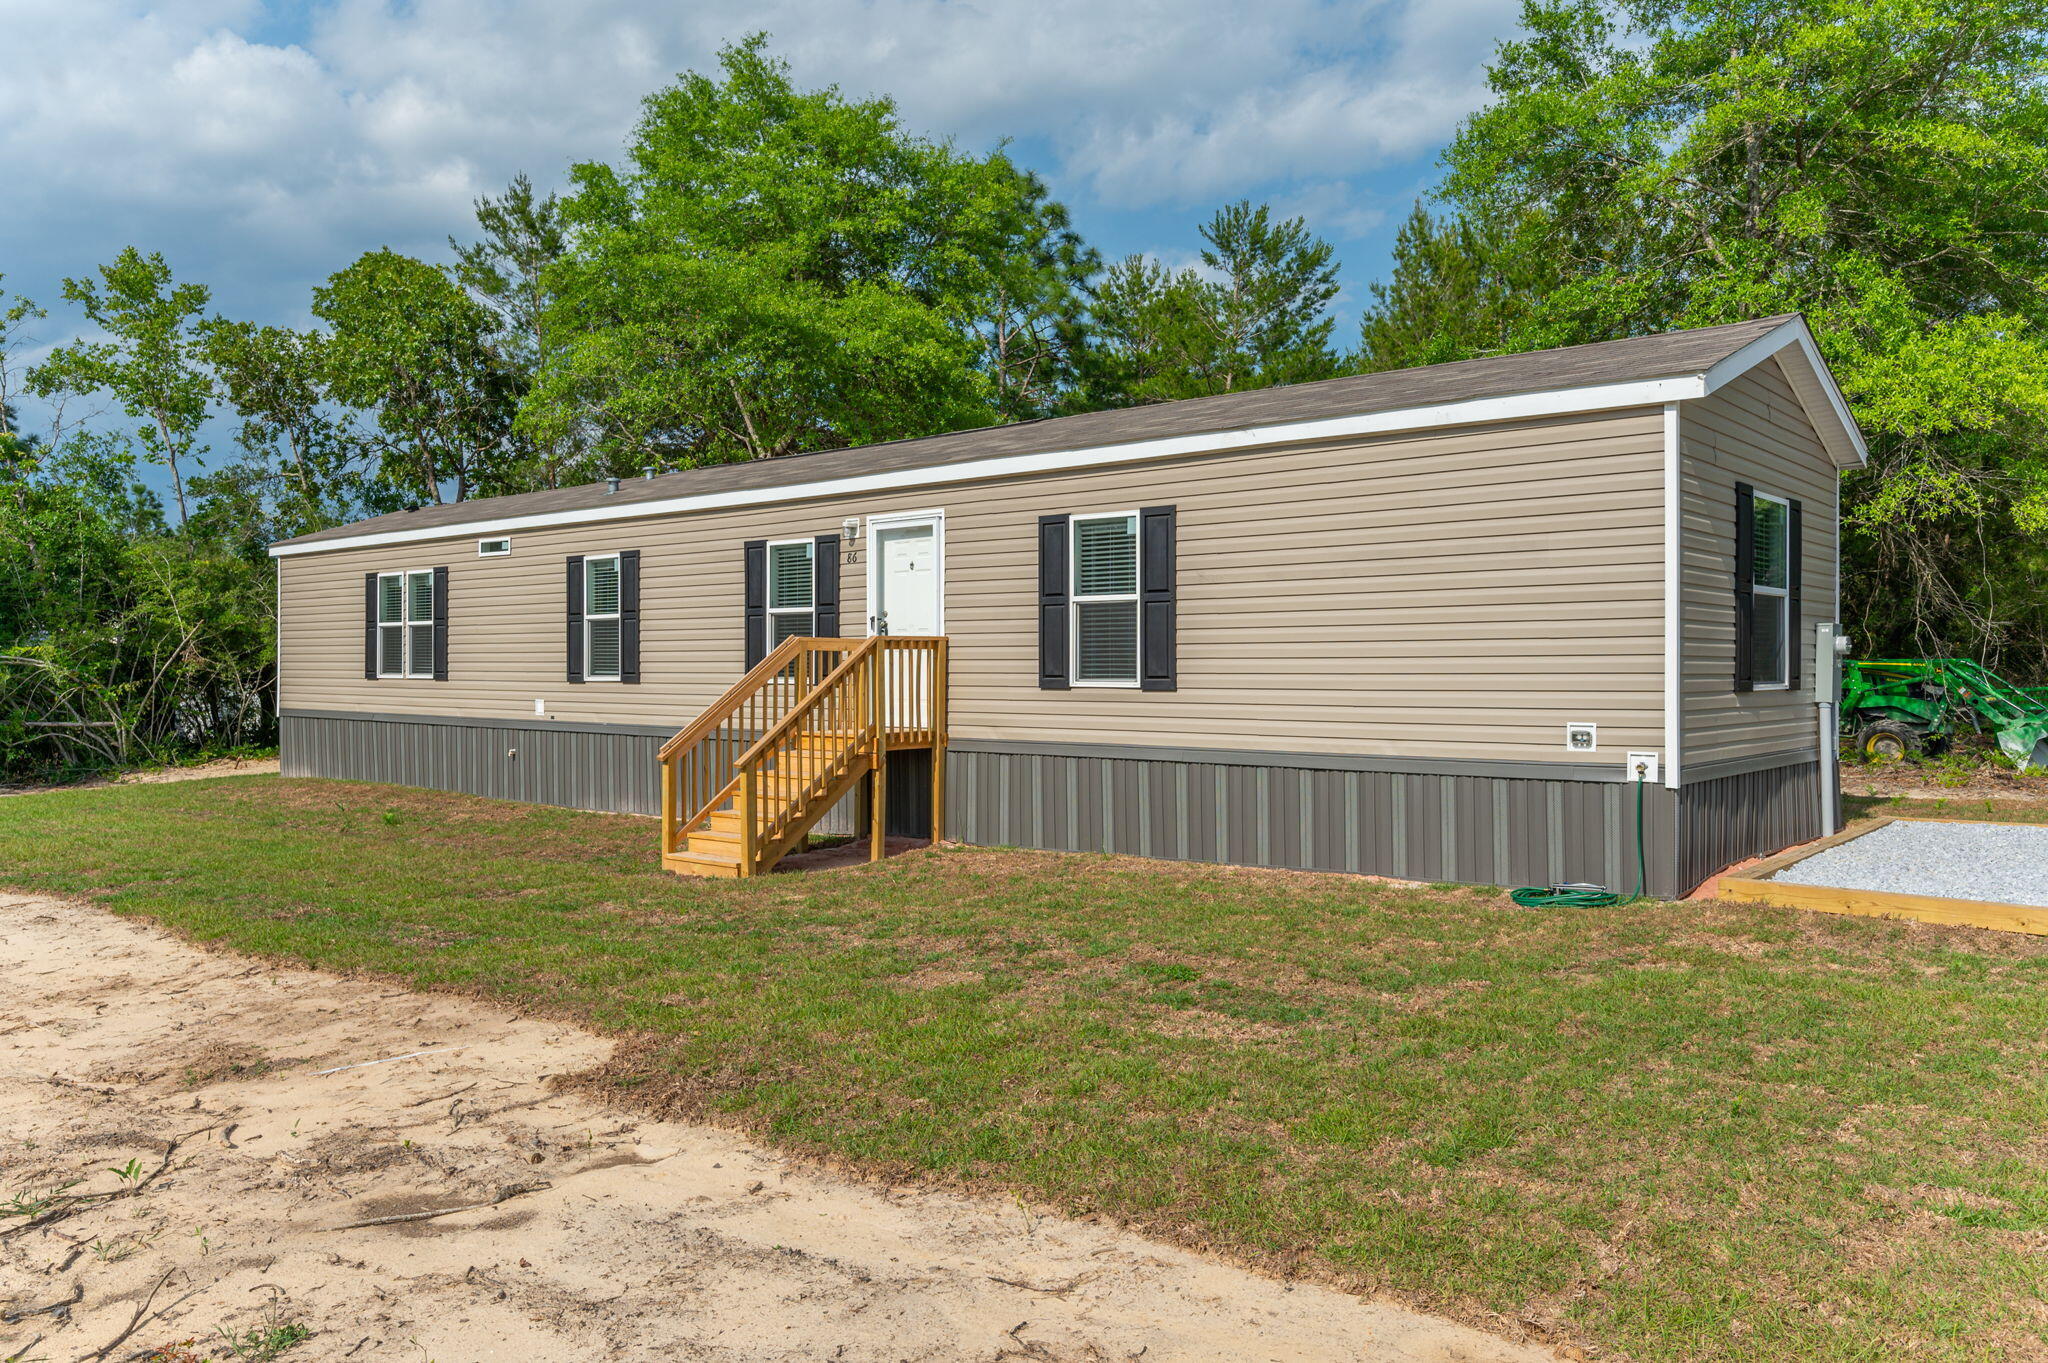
[658,636,947,878]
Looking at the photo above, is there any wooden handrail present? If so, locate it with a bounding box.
[659,635,856,855]
[734,637,879,769]
[660,634,948,874]
[657,634,808,762]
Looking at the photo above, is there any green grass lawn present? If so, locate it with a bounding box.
[5,776,2047,1362]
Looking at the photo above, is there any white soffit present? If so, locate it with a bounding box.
[1699,316,1867,469]
[272,321,1868,558]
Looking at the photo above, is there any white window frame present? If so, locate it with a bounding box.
[765,537,817,646]
[1069,509,1141,689]
[1750,488,1791,691]
[477,537,511,557]
[583,552,623,682]
[375,568,436,680]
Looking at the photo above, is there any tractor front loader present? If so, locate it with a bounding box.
[1840,658,2048,770]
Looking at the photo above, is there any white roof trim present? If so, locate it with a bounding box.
[1700,316,1867,468]
[271,325,1867,558]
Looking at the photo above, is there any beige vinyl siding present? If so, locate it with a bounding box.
[280,406,1667,763]
[1679,357,1840,769]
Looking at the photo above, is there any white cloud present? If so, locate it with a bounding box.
[0,0,1518,403]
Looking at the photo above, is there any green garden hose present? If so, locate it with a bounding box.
[1508,775,1647,908]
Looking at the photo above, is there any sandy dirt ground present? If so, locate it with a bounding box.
[0,757,282,799]
[0,893,1554,1363]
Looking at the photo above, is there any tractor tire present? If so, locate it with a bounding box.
[1857,719,1923,763]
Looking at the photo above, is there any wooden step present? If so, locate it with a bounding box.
[684,828,743,855]
[663,848,744,877]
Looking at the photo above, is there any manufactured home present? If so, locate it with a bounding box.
[269,315,1863,897]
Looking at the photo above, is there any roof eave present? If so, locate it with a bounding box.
[1699,316,1868,469]
[270,321,1868,559]
[268,373,1712,558]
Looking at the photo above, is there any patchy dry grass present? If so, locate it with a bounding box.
[6,776,2048,1362]
[1846,791,2048,826]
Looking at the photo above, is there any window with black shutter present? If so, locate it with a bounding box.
[744,536,840,665]
[1735,484,1794,690]
[1041,507,1177,690]
[369,568,439,679]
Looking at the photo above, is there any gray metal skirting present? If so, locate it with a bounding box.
[1673,759,1824,893]
[944,746,1682,897]
[280,711,857,833]
[284,712,1817,898]
[282,712,667,815]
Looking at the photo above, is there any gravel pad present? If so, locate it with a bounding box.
[1772,820,2048,907]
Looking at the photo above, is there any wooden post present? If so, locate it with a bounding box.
[659,755,676,855]
[870,643,888,862]
[930,639,947,844]
[739,768,757,876]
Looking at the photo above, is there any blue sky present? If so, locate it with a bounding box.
[0,0,1527,490]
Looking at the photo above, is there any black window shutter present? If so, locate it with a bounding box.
[1787,500,1804,692]
[812,534,840,638]
[619,550,641,684]
[1038,514,1071,690]
[566,555,585,684]
[431,566,449,681]
[1733,482,1755,693]
[743,539,767,668]
[1139,505,1177,692]
[363,572,378,680]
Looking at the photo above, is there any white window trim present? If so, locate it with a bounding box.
[765,537,817,644]
[1751,489,1791,692]
[477,537,511,557]
[583,552,623,682]
[375,568,435,680]
[1070,509,1141,690]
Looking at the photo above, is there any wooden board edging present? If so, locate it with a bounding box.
[1719,875,2048,936]
[1719,815,2048,936]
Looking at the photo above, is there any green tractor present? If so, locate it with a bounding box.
[1841,658,2048,770]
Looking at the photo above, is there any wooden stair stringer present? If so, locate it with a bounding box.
[665,746,875,878]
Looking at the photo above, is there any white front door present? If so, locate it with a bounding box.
[868,512,942,637]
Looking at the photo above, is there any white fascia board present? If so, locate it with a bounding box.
[1662,402,1682,790]
[1700,317,1868,467]
[272,374,1707,558]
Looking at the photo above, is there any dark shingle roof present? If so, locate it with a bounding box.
[274,315,1799,548]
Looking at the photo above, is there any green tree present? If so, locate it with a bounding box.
[0,275,47,443]
[0,428,272,779]
[315,249,518,505]
[1355,204,1549,372]
[27,250,213,524]
[1384,0,2048,675]
[526,36,1060,467]
[449,174,590,489]
[1087,200,1341,403]
[971,169,1101,421]
[198,319,368,538]
[452,173,568,376]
